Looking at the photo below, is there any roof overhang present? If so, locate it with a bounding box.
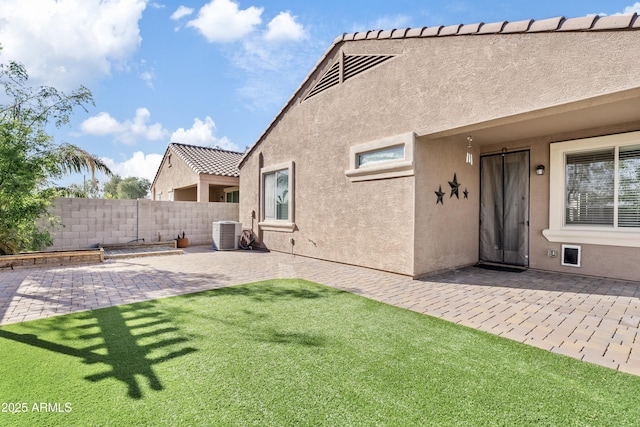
[416,87,640,145]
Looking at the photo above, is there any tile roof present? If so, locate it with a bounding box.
[331,13,638,43]
[239,13,640,168]
[169,143,242,177]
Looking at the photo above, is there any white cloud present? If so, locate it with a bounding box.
[594,2,640,16]
[187,0,263,43]
[140,69,155,89]
[350,14,412,33]
[0,0,147,90]
[80,112,126,135]
[171,5,194,20]
[102,151,163,181]
[264,12,306,42]
[171,116,240,151]
[80,108,169,145]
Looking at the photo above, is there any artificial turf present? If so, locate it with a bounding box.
[0,279,638,426]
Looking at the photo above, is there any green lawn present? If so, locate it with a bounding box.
[0,279,638,426]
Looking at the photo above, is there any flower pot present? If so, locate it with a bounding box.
[176,238,189,248]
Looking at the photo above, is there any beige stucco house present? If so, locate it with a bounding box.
[238,14,640,282]
[151,143,242,203]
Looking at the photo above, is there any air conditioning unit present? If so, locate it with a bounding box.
[212,221,242,251]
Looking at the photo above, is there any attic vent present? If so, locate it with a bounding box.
[305,62,340,99]
[304,54,396,100]
[343,54,394,81]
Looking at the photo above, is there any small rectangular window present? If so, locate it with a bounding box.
[345,133,415,182]
[357,145,404,167]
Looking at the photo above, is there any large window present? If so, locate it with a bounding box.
[544,132,640,248]
[618,145,640,227]
[565,146,640,228]
[260,161,295,232]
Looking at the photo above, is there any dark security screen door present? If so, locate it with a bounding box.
[480,151,530,266]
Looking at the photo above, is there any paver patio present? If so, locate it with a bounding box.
[0,246,638,376]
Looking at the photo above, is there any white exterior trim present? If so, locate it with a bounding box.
[345,132,415,181]
[543,131,640,247]
[259,161,295,233]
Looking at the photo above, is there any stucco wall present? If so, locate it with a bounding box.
[239,130,415,275]
[240,30,640,278]
[48,198,239,250]
[152,151,198,200]
[413,136,480,276]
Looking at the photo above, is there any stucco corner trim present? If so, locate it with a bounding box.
[542,228,640,248]
[345,132,415,182]
[259,221,296,233]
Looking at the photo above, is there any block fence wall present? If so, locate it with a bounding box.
[47,198,240,250]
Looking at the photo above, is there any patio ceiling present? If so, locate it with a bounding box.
[417,87,640,146]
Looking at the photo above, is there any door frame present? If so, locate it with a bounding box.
[478,149,531,267]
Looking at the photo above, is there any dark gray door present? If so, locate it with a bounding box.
[480,151,530,266]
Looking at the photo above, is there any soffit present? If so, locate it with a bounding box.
[417,88,640,145]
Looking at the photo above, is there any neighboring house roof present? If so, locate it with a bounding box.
[151,143,243,190]
[238,13,640,168]
[169,143,243,177]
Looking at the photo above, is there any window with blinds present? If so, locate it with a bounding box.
[263,169,289,221]
[565,149,614,225]
[618,145,640,227]
[565,145,640,228]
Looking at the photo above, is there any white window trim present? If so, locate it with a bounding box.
[543,131,640,248]
[345,132,415,182]
[259,161,295,232]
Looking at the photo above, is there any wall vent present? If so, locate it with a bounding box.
[305,62,340,99]
[304,54,396,100]
[212,221,242,250]
[343,54,394,80]
[561,244,581,267]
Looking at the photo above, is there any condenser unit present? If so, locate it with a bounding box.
[212,221,242,250]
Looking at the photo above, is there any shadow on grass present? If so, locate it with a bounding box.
[0,301,197,399]
[185,280,345,303]
[173,281,340,348]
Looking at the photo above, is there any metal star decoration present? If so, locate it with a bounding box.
[435,185,445,205]
[448,173,460,199]
[463,188,469,199]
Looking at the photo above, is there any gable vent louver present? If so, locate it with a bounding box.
[343,54,394,81]
[304,54,396,101]
[305,62,340,99]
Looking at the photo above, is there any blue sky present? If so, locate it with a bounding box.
[1,0,639,185]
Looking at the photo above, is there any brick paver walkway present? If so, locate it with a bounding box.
[1,247,638,376]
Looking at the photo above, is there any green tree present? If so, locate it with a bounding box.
[116,176,150,199]
[0,60,112,254]
[62,177,102,198]
[103,174,122,199]
[102,175,150,199]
